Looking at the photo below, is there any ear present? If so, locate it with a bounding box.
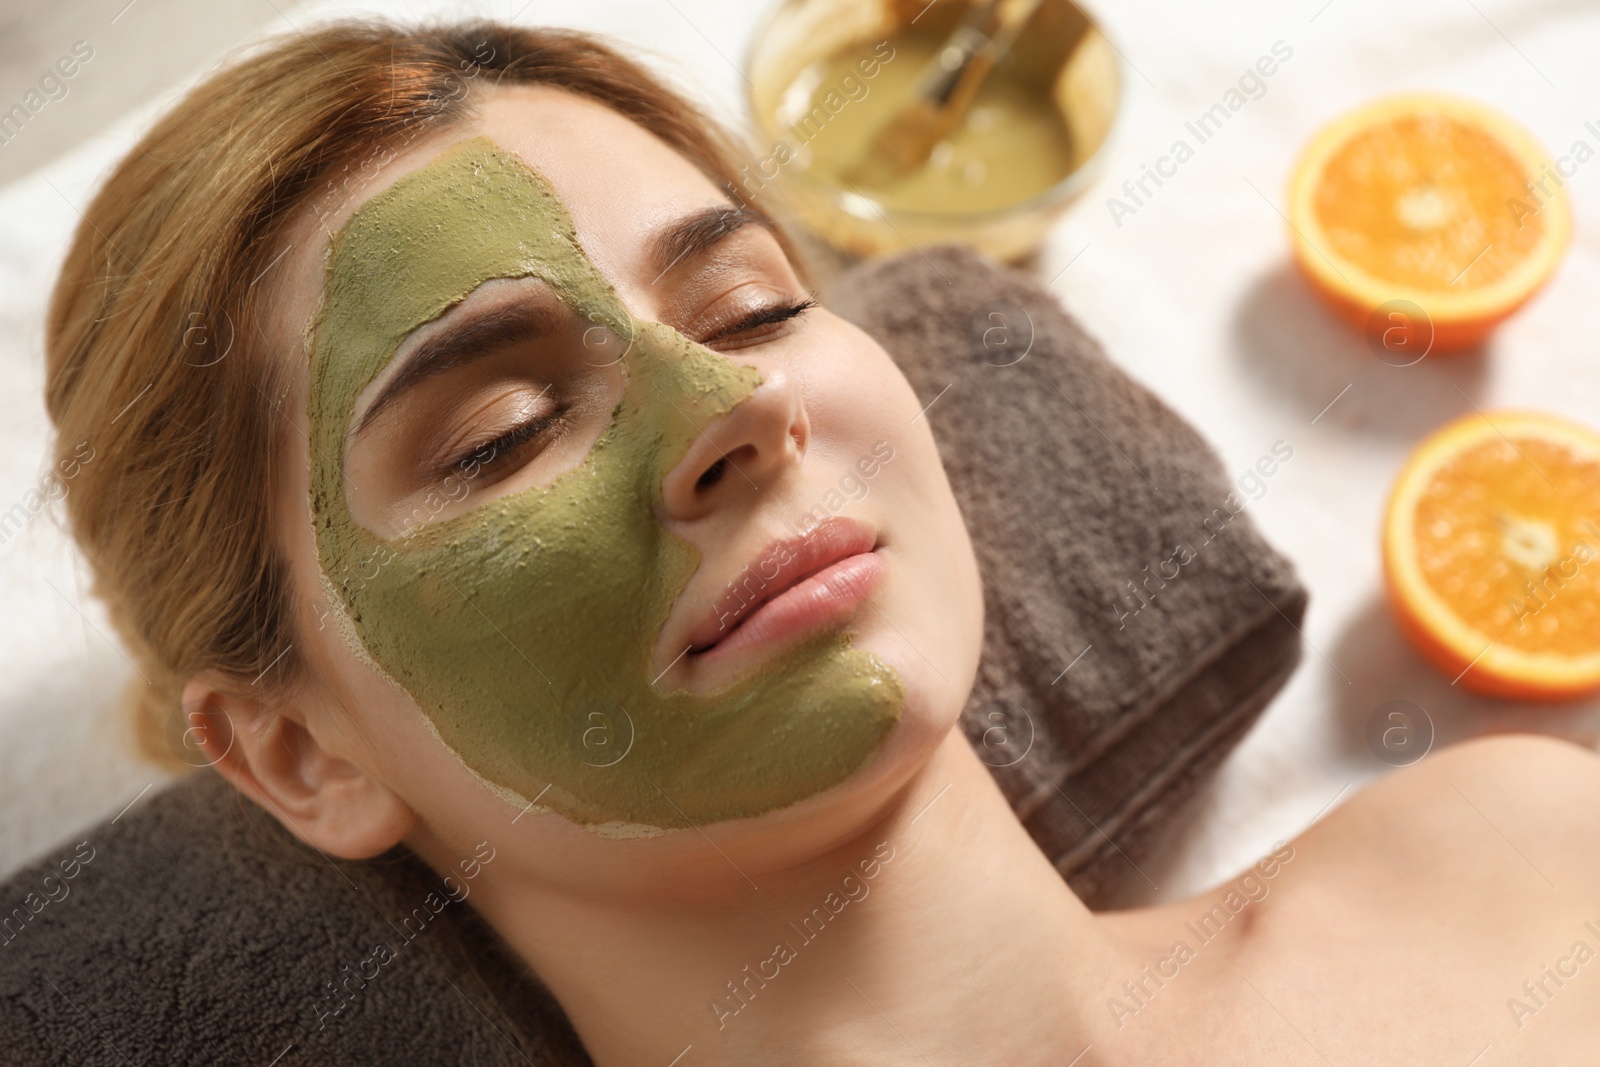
[182,672,415,860]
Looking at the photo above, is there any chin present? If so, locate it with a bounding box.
[852,614,970,746]
[850,698,953,809]
[691,659,958,875]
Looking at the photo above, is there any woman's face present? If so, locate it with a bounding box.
[267,84,983,891]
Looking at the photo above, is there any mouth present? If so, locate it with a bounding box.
[680,516,884,670]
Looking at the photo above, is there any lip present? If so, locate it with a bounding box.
[680,517,883,669]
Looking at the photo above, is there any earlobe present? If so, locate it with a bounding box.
[181,673,416,860]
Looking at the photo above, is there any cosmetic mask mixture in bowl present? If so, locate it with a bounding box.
[306,135,903,834]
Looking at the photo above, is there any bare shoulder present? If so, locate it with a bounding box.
[1208,734,1600,1066]
[1316,733,1600,888]
[1429,731,1600,772]
[1397,732,1600,811]
[1107,735,1600,1063]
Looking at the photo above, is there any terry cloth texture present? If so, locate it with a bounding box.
[0,776,588,1066]
[0,246,1304,1065]
[827,246,1307,906]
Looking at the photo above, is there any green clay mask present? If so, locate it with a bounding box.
[306,136,902,832]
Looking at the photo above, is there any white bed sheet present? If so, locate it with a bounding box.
[1,0,1596,900]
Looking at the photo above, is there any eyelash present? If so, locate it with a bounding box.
[446,296,817,476]
[451,408,563,477]
[700,295,818,348]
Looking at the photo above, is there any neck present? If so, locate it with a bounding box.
[463,730,1136,1066]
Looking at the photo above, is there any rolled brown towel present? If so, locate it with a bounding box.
[0,247,1305,1064]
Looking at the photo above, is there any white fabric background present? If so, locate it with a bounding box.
[1,0,1596,900]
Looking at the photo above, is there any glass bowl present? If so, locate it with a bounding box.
[744,0,1123,262]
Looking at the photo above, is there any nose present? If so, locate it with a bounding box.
[660,361,808,521]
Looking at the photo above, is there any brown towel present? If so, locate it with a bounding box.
[0,775,584,1065]
[827,246,1307,906]
[0,247,1304,1065]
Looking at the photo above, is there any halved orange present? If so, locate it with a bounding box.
[1288,93,1572,352]
[1384,411,1600,701]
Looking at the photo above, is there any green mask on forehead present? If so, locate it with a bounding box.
[306,135,902,832]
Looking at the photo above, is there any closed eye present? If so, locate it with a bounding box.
[450,408,563,477]
[441,378,564,479]
[700,296,817,350]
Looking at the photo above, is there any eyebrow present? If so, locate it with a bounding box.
[353,300,556,437]
[648,204,774,283]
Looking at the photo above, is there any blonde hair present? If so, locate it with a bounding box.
[44,18,779,770]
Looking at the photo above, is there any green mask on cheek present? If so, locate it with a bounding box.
[306,136,902,832]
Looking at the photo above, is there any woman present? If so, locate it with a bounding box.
[44,18,1600,1065]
